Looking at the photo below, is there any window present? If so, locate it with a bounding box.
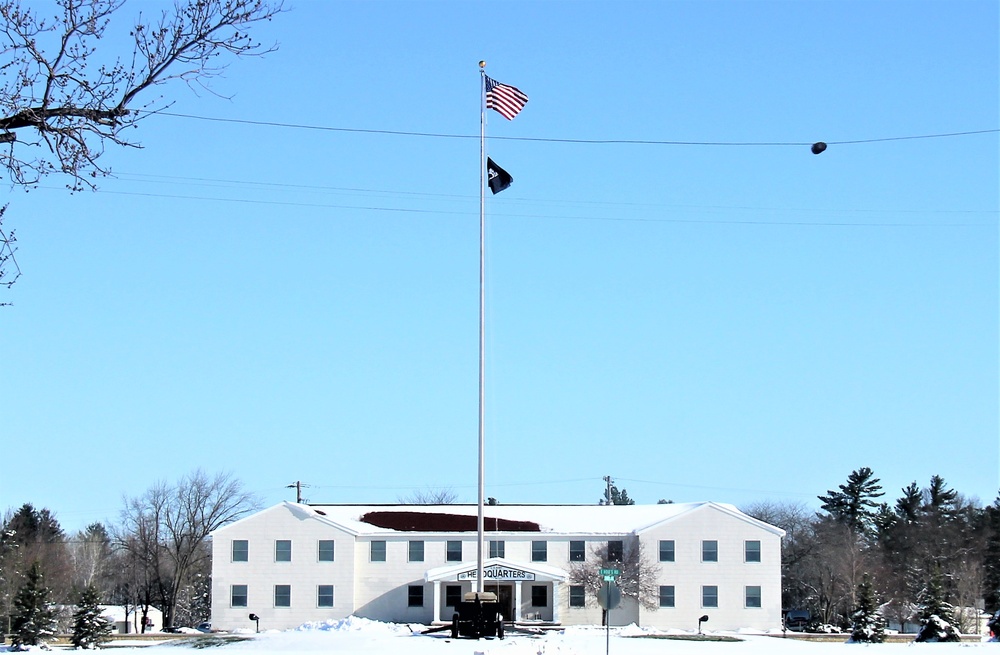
[446,540,462,562]
[569,585,585,608]
[702,540,718,562]
[232,540,248,562]
[569,540,586,562]
[408,585,424,607]
[659,540,675,562]
[318,585,334,608]
[489,540,505,558]
[318,540,335,562]
[445,585,462,607]
[745,585,762,608]
[408,540,424,562]
[275,540,292,562]
[371,540,386,562]
[231,584,248,608]
[531,585,547,607]
[607,540,624,562]
[658,585,675,608]
[745,540,761,563]
[274,584,291,608]
[531,540,547,562]
[702,585,718,608]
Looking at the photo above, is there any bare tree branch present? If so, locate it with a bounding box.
[0,0,285,190]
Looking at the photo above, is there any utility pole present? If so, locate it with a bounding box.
[286,481,305,504]
[604,475,613,505]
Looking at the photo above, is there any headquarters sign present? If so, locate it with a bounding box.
[457,564,536,581]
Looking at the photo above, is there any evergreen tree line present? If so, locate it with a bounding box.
[743,467,1000,636]
[0,470,258,641]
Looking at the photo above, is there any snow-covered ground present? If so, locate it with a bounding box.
[2,617,995,654]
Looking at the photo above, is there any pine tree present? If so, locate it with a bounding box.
[818,467,885,535]
[601,476,635,505]
[71,585,113,649]
[914,564,960,642]
[850,573,886,643]
[10,561,57,649]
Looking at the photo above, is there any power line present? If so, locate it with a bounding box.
[152,110,999,148]
[41,185,991,227]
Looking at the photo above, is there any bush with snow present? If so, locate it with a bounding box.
[914,614,961,642]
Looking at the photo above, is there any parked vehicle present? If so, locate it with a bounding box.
[784,610,811,632]
[196,622,212,633]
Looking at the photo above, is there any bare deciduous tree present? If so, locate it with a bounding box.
[0,205,17,305]
[114,470,259,629]
[0,0,285,189]
[568,538,660,625]
[400,487,459,504]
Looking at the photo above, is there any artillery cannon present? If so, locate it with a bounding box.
[450,591,504,639]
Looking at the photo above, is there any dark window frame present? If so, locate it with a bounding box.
[658,585,675,608]
[659,540,675,562]
[702,540,718,562]
[702,585,718,608]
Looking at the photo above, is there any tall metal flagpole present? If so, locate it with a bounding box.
[476,60,487,595]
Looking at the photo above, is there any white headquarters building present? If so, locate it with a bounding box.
[210,501,784,632]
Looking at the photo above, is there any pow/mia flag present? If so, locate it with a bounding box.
[487,157,513,194]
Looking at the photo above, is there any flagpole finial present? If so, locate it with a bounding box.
[479,60,486,69]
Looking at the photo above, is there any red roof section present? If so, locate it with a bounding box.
[359,511,540,532]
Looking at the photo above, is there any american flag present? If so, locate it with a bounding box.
[485,75,528,120]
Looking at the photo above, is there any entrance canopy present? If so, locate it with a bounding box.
[425,557,568,583]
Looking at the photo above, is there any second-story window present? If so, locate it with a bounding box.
[275,540,292,562]
[446,540,462,562]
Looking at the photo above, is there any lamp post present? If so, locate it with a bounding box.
[698,615,709,634]
[248,613,260,633]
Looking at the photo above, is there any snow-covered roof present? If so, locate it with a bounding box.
[280,501,783,537]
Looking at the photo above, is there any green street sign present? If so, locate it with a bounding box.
[599,568,621,576]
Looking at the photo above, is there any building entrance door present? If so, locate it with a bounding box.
[485,584,513,621]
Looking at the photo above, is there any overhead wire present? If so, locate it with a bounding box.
[152,110,999,148]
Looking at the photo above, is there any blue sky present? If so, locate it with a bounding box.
[2,0,998,533]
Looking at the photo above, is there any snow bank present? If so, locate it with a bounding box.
[294,615,413,635]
